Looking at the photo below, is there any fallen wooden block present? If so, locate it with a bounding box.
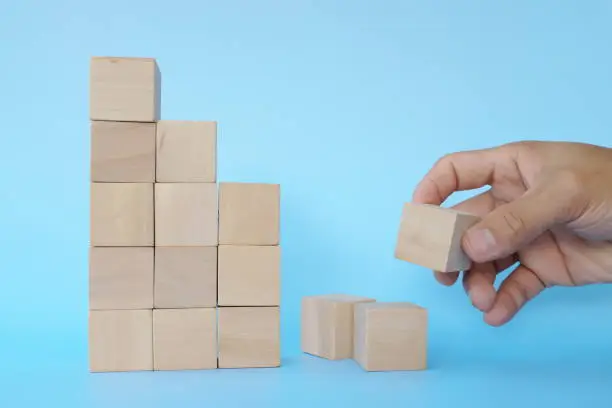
[90,56,160,122]
[154,183,218,246]
[301,294,375,360]
[90,121,156,182]
[156,120,217,182]
[217,245,280,306]
[90,183,154,246]
[218,183,280,246]
[89,247,153,310]
[89,309,153,372]
[153,308,217,371]
[395,203,481,272]
[354,302,427,371]
[154,247,217,308]
[218,307,280,368]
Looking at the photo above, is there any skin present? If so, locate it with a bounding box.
[411,141,612,326]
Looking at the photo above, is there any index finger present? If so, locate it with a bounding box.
[411,146,513,205]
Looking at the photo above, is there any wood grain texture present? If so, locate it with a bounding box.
[91,121,156,182]
[218,307,280,368]
[153,308,217,371]
[154,183,218,246]
[394,203,480,272]
[156,121,216,182]
[218,183,280,246]
[89,309,153,372]
[90,183,154,246]
[89,247,153,310]
[90,56,160,122]
[354,302,427,372]
[154,247,217,308]
[301,295,375,360]
[218,245,280,306]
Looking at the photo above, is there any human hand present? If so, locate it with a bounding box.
[412,141,612,326]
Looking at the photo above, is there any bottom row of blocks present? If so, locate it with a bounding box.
[89,307,280,372]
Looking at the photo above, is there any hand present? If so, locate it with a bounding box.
[412,141,612,326]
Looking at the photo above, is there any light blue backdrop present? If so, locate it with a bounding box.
[1,1,612,406]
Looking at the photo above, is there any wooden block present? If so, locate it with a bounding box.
[218,307,280,368]
[354,302,427,371]
[154,247,217,308]
[90,183,154,246]
[155,183,218,246]
[90,56,160,122]
[219,183,280,245]
[91,121,156,182]
[89,310,153,372]
[218,245,280,306]
[153,308,217,371]
[89,247,153,310]
[156,121,217,182]
[301,294,375,360]
[395,203,481,272]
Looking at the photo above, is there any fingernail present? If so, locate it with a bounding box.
[465,228,496,259]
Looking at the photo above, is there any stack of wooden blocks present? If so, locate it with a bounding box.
[88,56,281,372]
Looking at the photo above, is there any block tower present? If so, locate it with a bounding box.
[88,56,281,372]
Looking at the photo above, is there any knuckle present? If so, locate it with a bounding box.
[501,210,526,238]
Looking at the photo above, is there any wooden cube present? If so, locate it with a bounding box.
[218,307,280,368]
[90,56,160,122]
[90,121,155,182]
[354,302,427,371]
[219,183,280,246]
[218,245,280,307]
[155,183,218,246]
[153,308,217,371]
[395,203,481,272]
[156,121,216,182]
[89,310,153,372]
[89,247,153,310]
[90,183,154,246]
[154,247,217,308]
[301,294,375,360]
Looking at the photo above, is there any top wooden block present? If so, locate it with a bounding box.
[395,203,481,272]
[90,57,161,122]
[156,121,216,182]
[219,183,280,245]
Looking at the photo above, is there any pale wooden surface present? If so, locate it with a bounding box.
[218,245,280,306]
[301,294,375,360]
[155,183,218,246]
[89,309,153,372]
[91,121,156,182]
[218,183,280,245]
[395,203,480,272]
[90,56,160,122]
[90,183,154,246]
[156,121,217,182]
[89,247,153,310]
[154,247,217,308]
[218,307,280,368]
[354,302,427,371]
[153,308,217,371]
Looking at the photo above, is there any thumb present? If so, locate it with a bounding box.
[462,186,567,263]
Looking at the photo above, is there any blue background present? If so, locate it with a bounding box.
[2,0,612,406]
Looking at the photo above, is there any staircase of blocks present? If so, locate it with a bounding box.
[88,56,281,372]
